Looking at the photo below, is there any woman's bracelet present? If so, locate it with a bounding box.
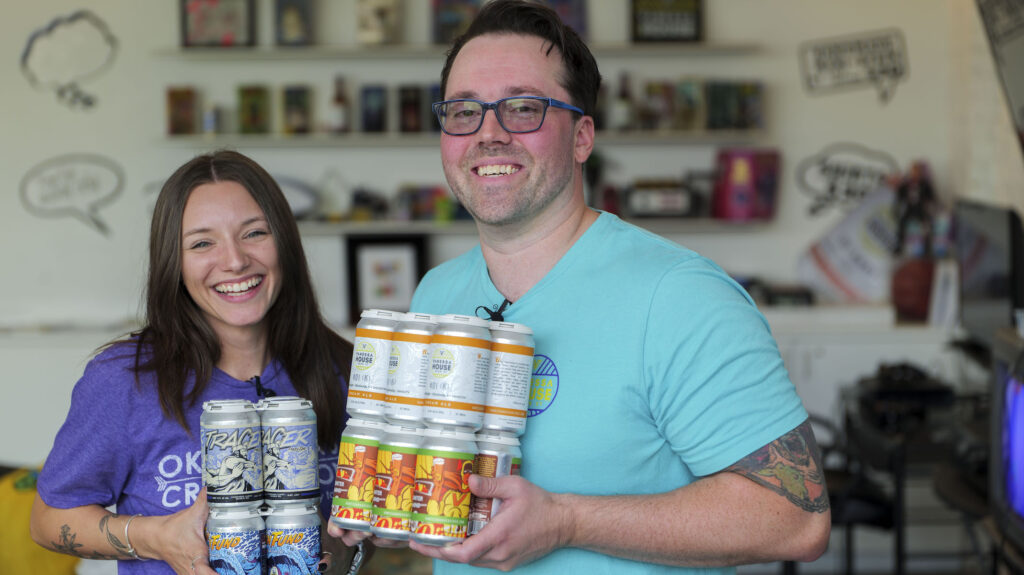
[123,514,149,561]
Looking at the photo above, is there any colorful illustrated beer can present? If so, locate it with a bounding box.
[483,321,535,436]
[468,431,522,535]
[330,417,384,531]
[410,427,477,546]
[370,424,424,540]
[423,314,492,431]
[265,501,321,575]
[202,399,263,507]
[258,396,319,504]
[384,313,437,427]
[207,505,265,575]
[348,309,400,421]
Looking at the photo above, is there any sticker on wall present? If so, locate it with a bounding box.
[798,28,908,104]
[796,142,899,216]
[20,10,118,109]
[20,154,124,236]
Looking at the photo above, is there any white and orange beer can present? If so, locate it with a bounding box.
[384,313,437,427]
[482,321,535,436]
[423,314,492,431]
[348,309,400,421]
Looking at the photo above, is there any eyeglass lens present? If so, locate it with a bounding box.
[441,98,548,134]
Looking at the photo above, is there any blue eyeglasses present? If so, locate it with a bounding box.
[431,96,584,136]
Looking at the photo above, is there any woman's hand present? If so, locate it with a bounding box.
[133,487,216,574]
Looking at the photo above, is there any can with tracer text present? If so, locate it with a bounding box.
[410,427,477,546]
[258,396,319,504]
[348,309,400,421]
[468,431,522,535]
[206,505,265,575]
[423,314,492,431]
[201,399,263,507]
[265,501,321,575]
[384,313,437,427]
[370,424,424,540]
[483,321,535,436]
[330,417,384,531]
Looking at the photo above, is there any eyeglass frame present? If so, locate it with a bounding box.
[431,96,585,136]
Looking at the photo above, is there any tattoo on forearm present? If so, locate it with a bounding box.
[50,524,83,555]
[44,518,129,560]
[99,513,133,558]
[727,420,830,513]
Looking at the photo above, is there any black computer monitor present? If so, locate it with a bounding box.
[954,198,1024,350]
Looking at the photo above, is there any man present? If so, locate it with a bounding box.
[329,1,830,572]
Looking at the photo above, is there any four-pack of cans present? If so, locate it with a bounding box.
[331,309,533,545]
[201,396,321,574]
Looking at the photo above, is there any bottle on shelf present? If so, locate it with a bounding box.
[608,71,635,132]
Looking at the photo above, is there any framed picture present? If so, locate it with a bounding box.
[238,85,271,134]
[180,0,255,48]
[282,85,312,134]
[275,0,313,46]
[631,0,703,43]
[347,235,428,320]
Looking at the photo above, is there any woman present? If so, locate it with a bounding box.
[30,150,358,574]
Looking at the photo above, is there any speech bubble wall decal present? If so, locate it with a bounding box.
[798,28,908,104]
[20,10,118,109]
[20,154,124,236]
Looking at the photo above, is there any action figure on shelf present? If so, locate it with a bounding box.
[892,160,938,257]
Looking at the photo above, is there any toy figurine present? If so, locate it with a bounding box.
[892,160,938,257]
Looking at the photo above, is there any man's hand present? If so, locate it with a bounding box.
[408,474,574,570]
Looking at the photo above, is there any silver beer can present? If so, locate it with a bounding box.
[423,314,492,431]
[348,309,400,421]
[468,431,523,535]
[265,501,322,575]
[370,424,424,540]
[207,505,265,575]
[410,427,477,546]
[202,399,263,507]
[258,396,320,504]
[330,417,385,532]
[384,313,438,427]
[483,321,535,436]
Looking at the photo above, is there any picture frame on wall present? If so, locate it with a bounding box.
[631,0,703,43]
[347,235,428,321]
[180,0,256,48]
[275,0,314,46]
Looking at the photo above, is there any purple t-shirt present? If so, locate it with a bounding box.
[36,342,345,574]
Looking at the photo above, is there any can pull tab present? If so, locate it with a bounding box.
[250,375,277,398]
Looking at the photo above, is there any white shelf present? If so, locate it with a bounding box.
[164,129,765,149]
[297,217,767,237]
[155,42,760,62]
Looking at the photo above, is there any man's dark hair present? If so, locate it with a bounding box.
[440,0,602,117]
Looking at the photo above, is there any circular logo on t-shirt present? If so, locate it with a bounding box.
[528,354,559,417]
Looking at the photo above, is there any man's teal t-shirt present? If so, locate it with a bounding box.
[409,212,808,574]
